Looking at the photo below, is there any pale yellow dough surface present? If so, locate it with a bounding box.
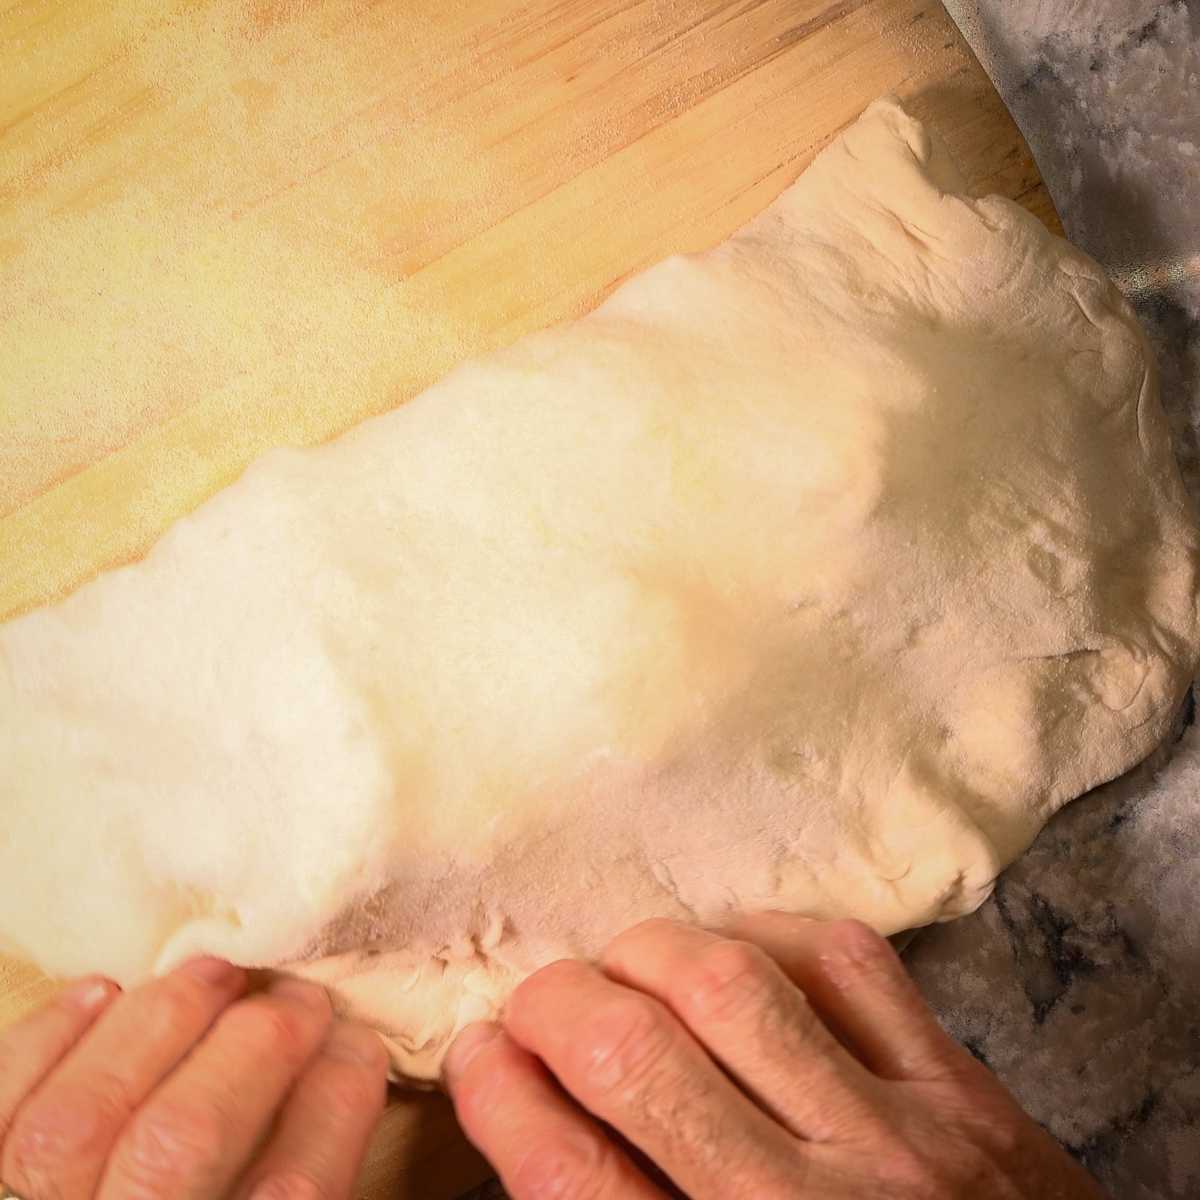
[2,97,1198,1081]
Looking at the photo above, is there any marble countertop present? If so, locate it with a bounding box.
[911,3,1200,1197]
[462,4,1200,1198]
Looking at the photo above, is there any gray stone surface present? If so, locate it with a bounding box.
[910,3,1200,1197]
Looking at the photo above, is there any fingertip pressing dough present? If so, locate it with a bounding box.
[2,96,1198,1081]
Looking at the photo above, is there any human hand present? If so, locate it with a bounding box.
[445,914,1109,1199]
[0,959,387,1200]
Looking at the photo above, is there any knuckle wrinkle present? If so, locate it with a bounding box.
[232,999,309,1052]
[513,1128,611,1200]
[821,920,896,981]
[116,1098,224,1188]
[322,1073,379,1125]
[6,1093,106,1175]
[248,1172,324,1200]
[682,940,773,1023]
[580,996,670,1096]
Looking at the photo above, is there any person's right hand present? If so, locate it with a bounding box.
[446,914,1109,1200]
[0,958,387,1200]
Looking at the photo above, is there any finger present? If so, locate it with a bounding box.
[601,919,881,1141]
[2,959,245,1200]
[727,913,964,1082]
[231,1021,388,1200]
[504,961,806,1199]
[445,1022,671,1200]
[0,977,120,1152]
[97,977,332,1200]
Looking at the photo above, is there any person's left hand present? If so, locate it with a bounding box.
[0,958,387,1200]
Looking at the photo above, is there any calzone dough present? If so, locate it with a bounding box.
[2,96,1198,1081]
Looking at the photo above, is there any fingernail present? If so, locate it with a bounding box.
[61,977,116,1011]
[444,1022,500,1083]
[268,977,329,1014]
[179,957,238,987]
[323,1021,385,1068]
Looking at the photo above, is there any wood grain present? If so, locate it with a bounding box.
[0,0,1058,1195]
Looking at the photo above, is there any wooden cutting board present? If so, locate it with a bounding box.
[0,0,1058,1195]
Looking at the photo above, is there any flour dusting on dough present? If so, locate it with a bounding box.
[2,97,1198,1082]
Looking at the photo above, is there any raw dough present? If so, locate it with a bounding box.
[2,96,1198,1081]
